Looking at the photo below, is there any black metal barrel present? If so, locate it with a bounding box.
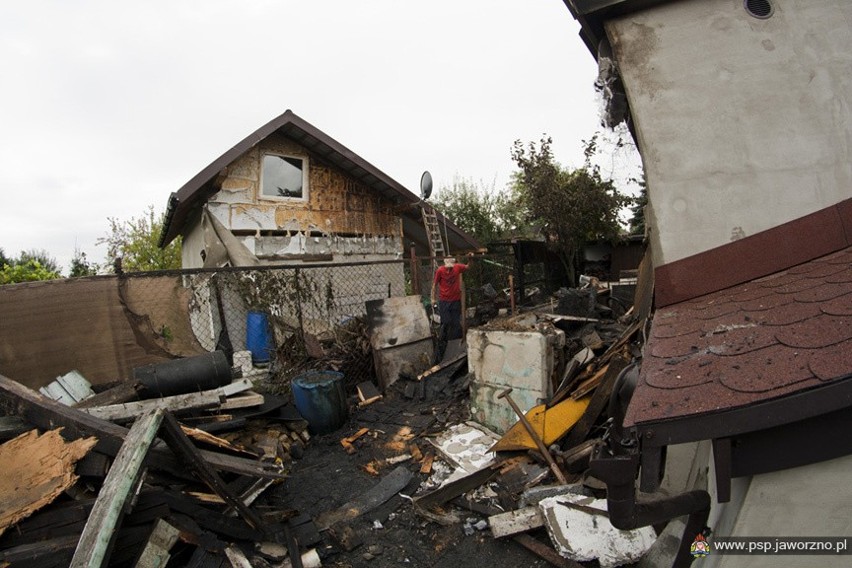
[133,351,234,397]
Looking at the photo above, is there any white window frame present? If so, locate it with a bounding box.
[259,153,309,202]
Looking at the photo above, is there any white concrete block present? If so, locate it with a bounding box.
[467,327,564,434]
[539,494,657,568]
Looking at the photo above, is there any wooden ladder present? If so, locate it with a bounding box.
[421,205,446,259]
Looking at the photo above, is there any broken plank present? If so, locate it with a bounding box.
[561,353,630,449]
[223,546,254,568]
[181,425,258,457]
[80,379,253,422]
[512,533,584,568]
[416,351,467,381]
[0,374,285,480]
[412,465,498,510]
[70,408,165,568]
[74,380,142,409]
[0,429,97,536]
[0,415,32,441]
[315,466,413,530]
[133,518,180,568]
[488,506,545,538]
[158,411,265,531]
[219,391,265,410]
[356,381,382,402]
[0,534,80,566]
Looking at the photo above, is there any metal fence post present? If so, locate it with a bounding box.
[409,243,420,296]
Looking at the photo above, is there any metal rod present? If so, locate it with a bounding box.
[498,388,567,484]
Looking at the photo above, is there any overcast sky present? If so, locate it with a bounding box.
[0,1,636,274]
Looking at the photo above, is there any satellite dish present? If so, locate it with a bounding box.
[420,171,433,201]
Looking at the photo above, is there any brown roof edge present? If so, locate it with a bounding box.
[654,197,852,307]
[157,109,481,251]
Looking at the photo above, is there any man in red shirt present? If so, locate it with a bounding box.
[431,255,472,362]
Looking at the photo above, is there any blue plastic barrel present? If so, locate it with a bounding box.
[291,370,348,435]
[246,310,274,365]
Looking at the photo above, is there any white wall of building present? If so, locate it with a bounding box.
[607,0,852,266]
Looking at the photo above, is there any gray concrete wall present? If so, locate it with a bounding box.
[607,0,852,266]
[710,453,852,568]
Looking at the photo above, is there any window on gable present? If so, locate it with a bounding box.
[261,154,307,200]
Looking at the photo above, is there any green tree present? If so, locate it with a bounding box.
[510,136,632,284]
[18,249,61,274]
[98,205,182,272]
[431,177,516,245]
[69,247,99,277]
[0,259,61,284]
[627,174,648,236]
[0,248,10,268]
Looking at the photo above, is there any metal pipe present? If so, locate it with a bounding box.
[590,448,711,568]
[499,388,568,484]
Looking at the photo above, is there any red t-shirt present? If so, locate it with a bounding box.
[433,263,468,302]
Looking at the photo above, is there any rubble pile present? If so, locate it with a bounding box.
[0,357,319,567]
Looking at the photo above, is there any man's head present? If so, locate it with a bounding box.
[444,257,456,267]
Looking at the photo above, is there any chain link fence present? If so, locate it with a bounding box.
[103,249,567,395]
[120,260,406,394]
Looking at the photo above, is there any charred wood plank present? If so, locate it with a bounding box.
[73,380,142,409]
[80,379,253,422]
[411,465,498,511]
[70,408,164,568]
[315,466,413,530]
[512,533,584,568]
[0,374,285,480]
[158,411,265,532]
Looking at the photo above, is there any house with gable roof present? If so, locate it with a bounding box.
[158,109,479,268]
[562,1,852,566]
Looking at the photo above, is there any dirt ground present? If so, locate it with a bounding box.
[263,371,555,568]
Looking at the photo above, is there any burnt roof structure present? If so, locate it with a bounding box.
[158,109,480,256]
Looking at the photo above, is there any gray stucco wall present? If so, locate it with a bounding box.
[607,0,852,266]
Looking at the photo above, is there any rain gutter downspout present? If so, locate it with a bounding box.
[591,362,711,568]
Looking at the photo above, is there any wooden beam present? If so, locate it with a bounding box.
[0,374,285,480]
[81,379,253,422]
[73,380,142,409]
[488,507,544,538]
[158,411,265,531]
[512,534,583,568]
[133,518,180,568]
[315,466,413,530]
[70,408,165,568]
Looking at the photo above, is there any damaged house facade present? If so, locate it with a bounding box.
[156,110,479,351]
[564,0,852,565]
[159,109,477,268]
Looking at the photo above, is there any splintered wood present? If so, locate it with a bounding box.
[0,429,97,536]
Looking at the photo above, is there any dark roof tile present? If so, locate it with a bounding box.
[644,351,717,389]
[747,301,822,326]
[773,278,817,295]
[738,292,796,312]
[717,344,815,393]
[792,281,850,303]
[625,245,852,428]
[705,324,779,356]
[825,266,852,284]
[821,293,852,316]
[809,338,852,381]
[774,314,852,349]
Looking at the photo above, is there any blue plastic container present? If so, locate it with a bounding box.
[291,370,348,435]
[246,310,274,365]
